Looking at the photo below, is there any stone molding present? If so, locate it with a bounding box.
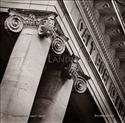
[78,0,125,101]
[117,0,125,5]
[77,0,125,121]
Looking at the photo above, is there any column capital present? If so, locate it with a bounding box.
[5,8,68,55]
[62,55,90,93]
[4,9,57,34]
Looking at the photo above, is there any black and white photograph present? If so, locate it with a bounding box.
[0,0,125,123]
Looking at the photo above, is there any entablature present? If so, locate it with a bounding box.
[0,0,125,122]
[60,0,125,122]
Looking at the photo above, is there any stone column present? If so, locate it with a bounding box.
[0,9,58,123]
[28,54,90,123]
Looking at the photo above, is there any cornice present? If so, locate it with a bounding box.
[58,1,123,122]
[1,1,124,122]
[76,0,125,102]
[4,8,69,55]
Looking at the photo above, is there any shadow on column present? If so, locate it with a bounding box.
[0,12,19,83]
[63,89,106,123]
[28,53,67,123]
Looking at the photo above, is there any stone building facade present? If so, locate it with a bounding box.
[0,0,125,123]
